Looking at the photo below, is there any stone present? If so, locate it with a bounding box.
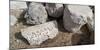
[45,3,63,18]
[24,2,47,25]
[10,15,17,26]
[10,1,27,18]
[21,21,58,45]
[63,5,94,33]
[10,1,27,10]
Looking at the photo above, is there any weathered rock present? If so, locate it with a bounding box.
[10,1,27,9]
[45,3,63,18]
[21,21,58,45]
[63,5,94,33]
[24,2,47,25]
[10,1,27,18]
[10,15,17,26]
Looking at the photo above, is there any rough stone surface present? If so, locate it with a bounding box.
[63,5,94,33]
[45,3,63,18]
[10,1,27,9]
[24,2,47,25]
[10,15,17,26]
[21,21,58,45]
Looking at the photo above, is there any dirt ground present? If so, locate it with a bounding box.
[10,16,94,49]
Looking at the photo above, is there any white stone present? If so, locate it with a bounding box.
[21,21,58,45]
[10,15,17,26]
[63,5,94,33]
[10,1,27,9]
[45,3,63,18]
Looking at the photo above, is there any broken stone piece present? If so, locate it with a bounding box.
[63,5,94,33]
[10,15,17,26]
[24,2,47,25]
[45,3,63,18]
[21,21,58,45]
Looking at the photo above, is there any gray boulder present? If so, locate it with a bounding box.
[63,5,94,33]
[45,3,63,18]
[25,2,47,25]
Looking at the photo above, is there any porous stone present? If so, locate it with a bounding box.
[21,21,58,45]
[63,5,94,33]
[10,15,17,26]
[45,3,63,18]
[24,2,47,25]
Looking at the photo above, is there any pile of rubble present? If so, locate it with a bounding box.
[10,1,94,49]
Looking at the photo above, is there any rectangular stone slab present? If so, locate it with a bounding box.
[21,21,58,45]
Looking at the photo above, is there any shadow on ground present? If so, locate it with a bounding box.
[15,32,30,45]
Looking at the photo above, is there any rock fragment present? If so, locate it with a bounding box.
[21,21,58,45]
[45,3,63,18]
[24,2,47,25]
[10,15,17,26]
[63,5,94,33]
